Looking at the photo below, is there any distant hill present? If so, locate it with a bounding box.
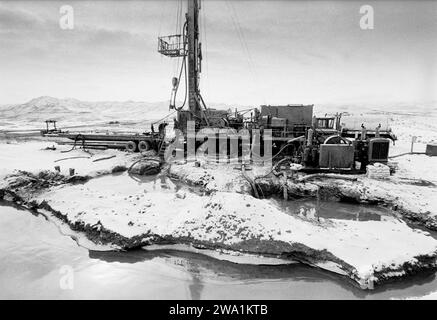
[0,96,235,130]
[0,96,434,132]
[0,96,171,124]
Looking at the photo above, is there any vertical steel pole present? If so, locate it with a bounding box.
[187,0,201,122]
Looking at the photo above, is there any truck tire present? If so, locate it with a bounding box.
[126,141,137,152]
[138,140,151,152]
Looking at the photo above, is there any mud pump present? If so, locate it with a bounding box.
[157,0,392,173]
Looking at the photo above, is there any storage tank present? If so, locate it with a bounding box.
[260,104,313,126]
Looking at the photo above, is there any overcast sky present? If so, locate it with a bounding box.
[0,0,435,106]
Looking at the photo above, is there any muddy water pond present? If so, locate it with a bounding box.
[268,197,394,222]
[1,174,437,299]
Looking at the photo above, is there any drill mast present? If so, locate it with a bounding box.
[158,0,203,126]
[187,0,202,120]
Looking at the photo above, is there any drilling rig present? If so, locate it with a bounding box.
[157,0,393,172]
[43,0,393,173]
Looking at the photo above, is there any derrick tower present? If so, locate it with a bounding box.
[158,0,203,129]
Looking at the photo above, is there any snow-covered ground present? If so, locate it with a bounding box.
[0,141,140,183]
[31,173,437,289]
[0,104,436,291]
[168,158,437,228]
[407,291,437,300]
[0,138,435,289]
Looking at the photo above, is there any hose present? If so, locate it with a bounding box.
[241,163,260,198]
[248,157,296,199]
[127,157,162,173]
[61,134,87,153]
[171,21,188,112]
[297,173,358,182]
[389,152,425,159]
[54,156,91,163]
[250,137,304,163]
[92,155,116,162]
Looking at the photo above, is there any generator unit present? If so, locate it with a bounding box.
[368,138,390,163]
[319,144,355,169]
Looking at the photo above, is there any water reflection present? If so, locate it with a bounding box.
[2,197,437,299]
[269,197,395,222]
[88,247,437,299]
[87,249,362,299]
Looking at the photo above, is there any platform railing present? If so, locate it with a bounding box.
[158,35,187,57]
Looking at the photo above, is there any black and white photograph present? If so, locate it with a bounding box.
[0,0,436,305]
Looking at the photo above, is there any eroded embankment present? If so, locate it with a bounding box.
[168,162,437,231]
[2,165,437,290]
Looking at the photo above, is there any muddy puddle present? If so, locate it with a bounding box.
[268,197,394,222]
[2,173,437,299]
[88,171,204,196]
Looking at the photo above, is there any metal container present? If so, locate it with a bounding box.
[426,143,437,156]
[319,144,355,169]
[260,104,313,125]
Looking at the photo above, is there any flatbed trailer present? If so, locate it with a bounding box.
[43,131,165,153]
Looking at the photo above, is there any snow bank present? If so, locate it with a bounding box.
[168,161,253,194]
[29,173,437,289]
[169,157,437,230]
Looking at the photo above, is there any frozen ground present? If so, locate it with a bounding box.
[0,141,141,184]
[29,173,437,289]
[168,157,437,230]
[0,104,436,291]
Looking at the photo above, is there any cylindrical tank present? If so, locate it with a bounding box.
[361,126,367,140]
[307,128,314,147]
[303,147,311,164]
